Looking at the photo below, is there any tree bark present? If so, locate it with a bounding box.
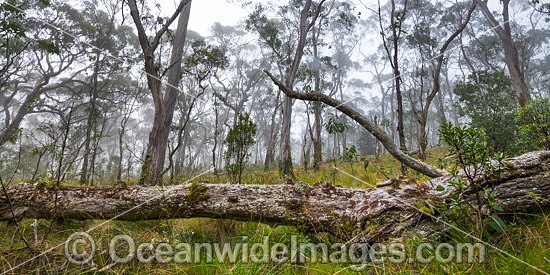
[2,151,549,242]
[128,0,192,185]
[212,99,220,176]
[80,51,102,186]
[264,90,280,171]
[279,96,294,177]
[476,0,530,107]
[312,102,323,171]
[277,0,326,178]
[279,0,313,178]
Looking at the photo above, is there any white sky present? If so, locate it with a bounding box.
[181,0,507,37]
[184,0,250,35]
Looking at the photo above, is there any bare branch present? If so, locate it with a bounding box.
[264,70,447,178]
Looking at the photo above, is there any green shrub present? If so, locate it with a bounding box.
[224,112,257,184]
[438,123,508,240]
[516,98,550,150]
[343,145,358,172]
[453,71,517,153]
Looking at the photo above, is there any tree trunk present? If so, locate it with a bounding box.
[187,123,208,168]
[379,0,409,174]
[374,116,381,162]
[312,102,323,171]
[415,0,476,161]
[443,62,460,125]
[0,51,88,147]
[477,0,530,107]
[0,81,48,146]
[264,90,281,171]
[212,100,219,176]
[311,26,323,172]
[3,151,549,242]
[89,117,106,186]
[79,59,99,186]
[390,86,396,142]
[129,0,192,185]
[301,126,311,171]
[278,0,325,178]
[435,86,447,126]
[279,96,294,177]
[117,127,125,182]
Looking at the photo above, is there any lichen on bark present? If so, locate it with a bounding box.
[184,183,210,204]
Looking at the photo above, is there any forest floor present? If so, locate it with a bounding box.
[1,148,550,274]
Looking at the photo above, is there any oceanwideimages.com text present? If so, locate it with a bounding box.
[65,232,486,268]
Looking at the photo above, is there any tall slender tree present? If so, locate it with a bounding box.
[378,0,409,173]
[127,0,192,185]
[477,0,530,107]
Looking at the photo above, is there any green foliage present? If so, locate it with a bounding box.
[439,123,508,240]
[245,4,282,52]
[362,158,369,173]
[5,126,21,144]
[324,113,345,181]
[342,145,357,162]
[183,39,228,88]
[224,113,257,184]
[0,1,27,57]
[516,98,550,150]
[343,145,358,172]
[0,1,28,36]
[36,39,60,54]
[439,123,490,168]
[323,114,345,134]
[453,71,518,153]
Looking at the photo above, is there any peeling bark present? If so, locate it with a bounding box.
[2,151,549,243]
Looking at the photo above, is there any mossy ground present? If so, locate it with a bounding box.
[2,147,550,274]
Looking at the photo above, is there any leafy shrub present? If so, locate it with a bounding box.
[224,113,257,184]
[343,145,358,172]
[516,98,550,150]
[438,123,507,240]
[453,71,517,153]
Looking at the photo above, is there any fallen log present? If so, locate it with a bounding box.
[1,151,549,242]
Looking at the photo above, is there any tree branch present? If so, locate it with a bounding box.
[263,70,447,178]
[151,0,191,51]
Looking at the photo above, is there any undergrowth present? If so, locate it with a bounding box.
[1,147,549,274]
